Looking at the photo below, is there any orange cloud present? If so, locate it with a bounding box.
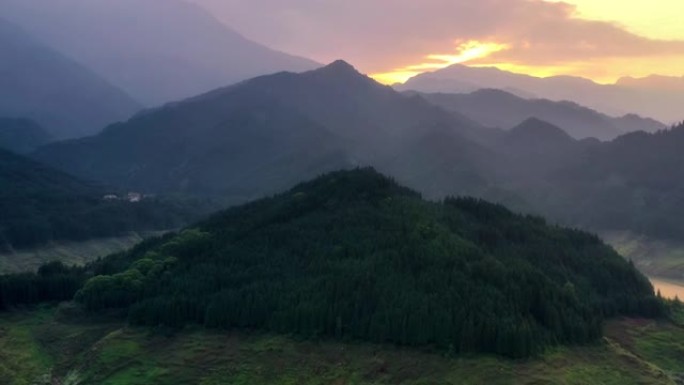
[190,0,684,83]
[372,40,510,84]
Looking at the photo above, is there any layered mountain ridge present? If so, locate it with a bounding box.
[415,89,666,141]
[34,60,501,203]
[400,63,684,124]
[0,18,141,139]
[33,60,684,243]
[2,0,320,106]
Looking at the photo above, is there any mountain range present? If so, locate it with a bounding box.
[33,61,503,203]
[414,89,666,141]
[2,3,683,382]
[32,60,684,244]
[399,64,684,124]
[0,18,140,139]
[3,0,320,106]
[536,123,684,240]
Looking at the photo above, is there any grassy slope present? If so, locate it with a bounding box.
[0,232,167,274]
[1,306,682,385]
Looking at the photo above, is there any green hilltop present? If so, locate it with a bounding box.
[64,168,661,358]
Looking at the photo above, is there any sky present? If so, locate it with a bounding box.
[188,0,684,84]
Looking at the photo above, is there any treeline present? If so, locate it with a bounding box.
[0,234,174,309]
[0,262,85,310]
[0,147,215,250]
[0,195,209,250]
[63,169,663,358]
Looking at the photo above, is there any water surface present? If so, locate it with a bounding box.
[649,277,684,300]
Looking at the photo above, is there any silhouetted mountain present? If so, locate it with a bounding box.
[72,168,660,358]
[507,118,574,148]
[3,0,319,105]
[474,118,589,190]
[34,61,502,202]
[0,19,141,139]
[400,64,684,123]
[0,118,52,154]
[617,75,684,92]
[0,149,205,250]
[33,57,684,242]
[415,89,666,140]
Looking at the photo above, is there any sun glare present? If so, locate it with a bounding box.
[371,40,509,84]
[546,0,684,41]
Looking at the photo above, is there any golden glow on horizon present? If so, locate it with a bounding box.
[472,62,583,80]
[472,53,684,84]
[371,1,684,85]
[548,0,684,40]
[371,40,509,84]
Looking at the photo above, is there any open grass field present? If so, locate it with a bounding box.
[1,305,683,385]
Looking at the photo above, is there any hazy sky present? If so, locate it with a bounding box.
[188,0,684,84]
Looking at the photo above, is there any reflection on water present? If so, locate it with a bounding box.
[650,277,684,300]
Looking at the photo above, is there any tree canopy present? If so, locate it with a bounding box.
[69,168,661,358]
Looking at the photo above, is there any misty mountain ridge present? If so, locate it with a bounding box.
[32,59,684,243]
[3,0,320,106]
[617,74,684,92]
[507,118,575,145]
[0,18,141,139]
[415,89,666,141]
[400,63,684,124]
[33,60,506,203]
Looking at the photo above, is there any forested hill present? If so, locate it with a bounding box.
[71,168,661,358]
[0,149,206,250]
[537,121,684,240]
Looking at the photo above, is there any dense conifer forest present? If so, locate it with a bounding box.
[0,168,656,358]
[0,148,210,250]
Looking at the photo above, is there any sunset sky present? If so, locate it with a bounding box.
[189,0,684,84]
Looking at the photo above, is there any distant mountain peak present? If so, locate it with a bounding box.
[509,118,574,143]
[326,59,357,71]
[290,167,418,203]
[312,60,364,78]
[302,60,383,91]
[417,89,666,140]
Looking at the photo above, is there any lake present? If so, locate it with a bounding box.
[650,277,684,300]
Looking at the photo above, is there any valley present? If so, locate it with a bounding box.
[0,232,166,274]
[1,2,684,383]
[604,232,684,281]
[603,231,684,299]
[0,306,682,385]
